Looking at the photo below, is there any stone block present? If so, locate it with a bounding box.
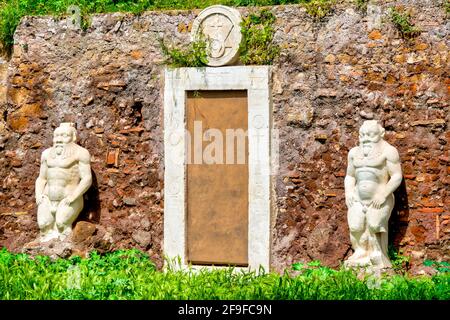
[71,221,97,243]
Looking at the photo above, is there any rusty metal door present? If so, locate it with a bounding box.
[186,90,248,266]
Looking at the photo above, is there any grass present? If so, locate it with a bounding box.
[0,248,449,300]
[0,0,338,55]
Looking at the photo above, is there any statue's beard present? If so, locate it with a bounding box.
[52,142,74,158]
[54,143,66,155]
[362,143,373,156]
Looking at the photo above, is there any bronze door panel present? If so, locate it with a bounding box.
[186,90,248,266]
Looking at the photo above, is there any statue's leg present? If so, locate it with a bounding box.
[55,197,83,240]
[367,195,394,269]
[37,197,56,241]
[346,202,369,265]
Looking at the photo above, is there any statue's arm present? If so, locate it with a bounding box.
[36,151,48,204]
[384,145,403,197]
[344,149,357,207]
[67,149,92,203]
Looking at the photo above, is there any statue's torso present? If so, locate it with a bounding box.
[45,149,81,201]
[353,147,389,201]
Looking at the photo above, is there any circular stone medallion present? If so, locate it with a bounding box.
[191,5,242,67]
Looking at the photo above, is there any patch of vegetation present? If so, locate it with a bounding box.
[303,0,336,21]
[239,9,280,65]
[80,13,92,31]
[388,245,411,272]
[424,260,450,273]
[388,7,421,39]
[159,36,209,68]
[1,248,449,300]
[355,0,369,12]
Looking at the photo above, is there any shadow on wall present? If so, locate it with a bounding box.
[389,178,410,249]
[77,169,101,223]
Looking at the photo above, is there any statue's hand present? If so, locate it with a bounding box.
[36,194,48,206]
[61,195,77,207]
[36,195,47,206]
[345,193,356,208]
[371,194,386,209]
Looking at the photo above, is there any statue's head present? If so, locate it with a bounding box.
[359,120,385,154]
[359,120,384,144]
[53,123,76,154]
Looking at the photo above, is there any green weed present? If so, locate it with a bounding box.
[388,7,421,39]
[388,245,411,272]
[355,0,369,12]
[159,36,209,68]
[303,0,336,21]
[239,9,280,65]
[424,260,450,273]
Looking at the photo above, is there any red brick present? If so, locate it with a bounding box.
[419,208,445,213]
[439,156,449,163]
[119,127,145,134]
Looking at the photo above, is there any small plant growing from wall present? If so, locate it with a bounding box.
[355,0,369,12]
[159,37,209,68]
[80,12,93,31]
[303,0,336,21]
[239,9,280,65]
[388,7,421,39]
[388,245,411,273]
[424,260,450,273]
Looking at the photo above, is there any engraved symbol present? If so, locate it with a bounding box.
[253,184,264,199]
[167,183,181,196]
[168,131,182,146]
[253,115,265,129]
[191,5,242,67]
[204,14,233,59]
[66,5,81,29]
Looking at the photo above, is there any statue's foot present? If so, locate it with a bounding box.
[58,227,72,241]
[58,233,68,241]
[345,251,371,268]
[40,230,60,243]
[347,249,366,261]
[369,253,392,270]
[344,257,371,268]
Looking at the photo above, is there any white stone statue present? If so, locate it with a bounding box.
[344,120,403,270]
[35,123,92,241]
[191,5,242,67]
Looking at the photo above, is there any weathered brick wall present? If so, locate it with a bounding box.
[0,57,7,125]
[270,1,449,272]
[0,1,448,272]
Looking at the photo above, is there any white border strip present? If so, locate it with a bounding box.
[163,66,272,272]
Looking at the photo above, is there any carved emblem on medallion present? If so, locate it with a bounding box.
[191,5,242,67]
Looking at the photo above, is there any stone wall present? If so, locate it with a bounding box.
[0,1,448,272]
[0,57,7,129]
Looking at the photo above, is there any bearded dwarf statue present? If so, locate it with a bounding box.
[344,120,403,270]
[35,123,92,241]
